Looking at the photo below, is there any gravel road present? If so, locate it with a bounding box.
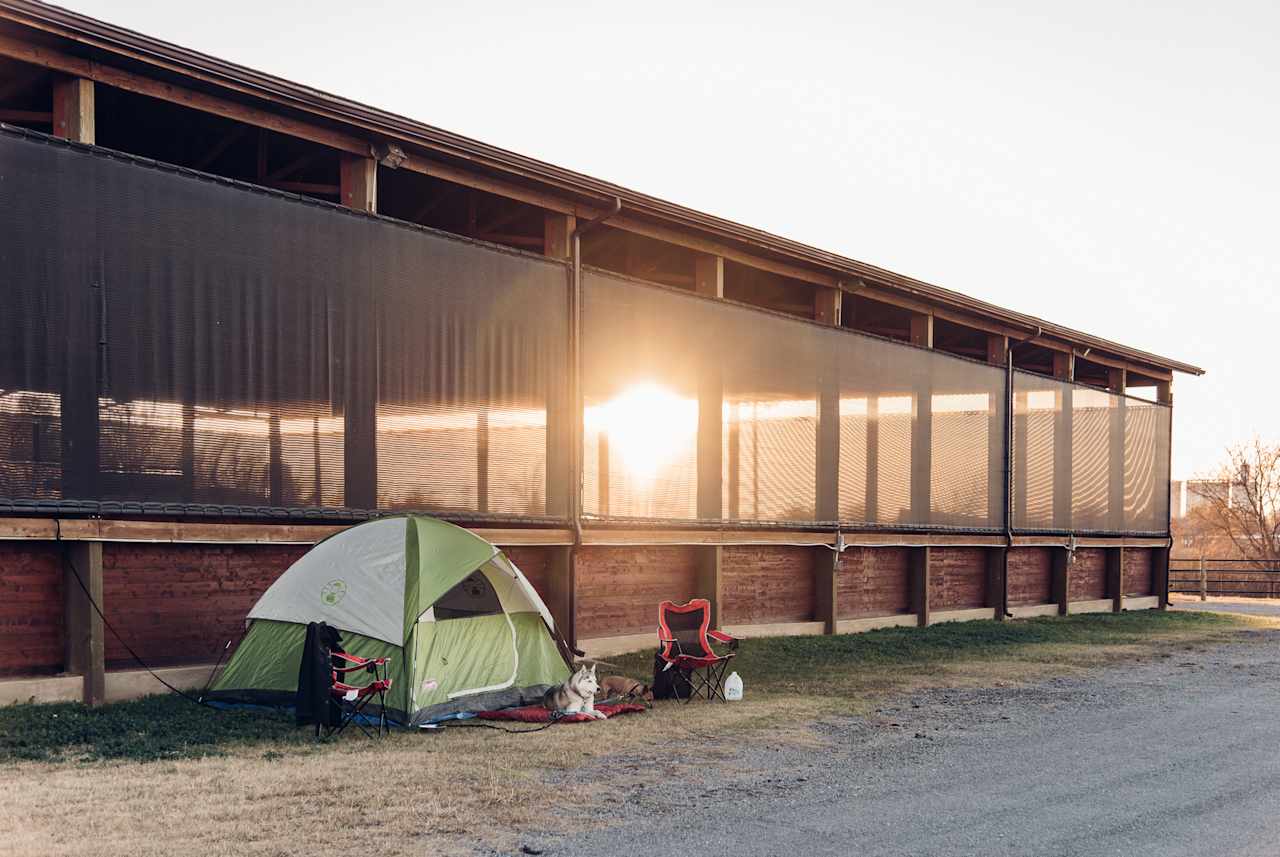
[513,625,1280,857]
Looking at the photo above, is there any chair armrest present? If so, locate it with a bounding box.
[707,629,739,650]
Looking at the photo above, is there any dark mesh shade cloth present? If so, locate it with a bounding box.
[0,128,1170,534]
[582,271,1007,530]
[1012,370,1170,534]
[0,129,567,518]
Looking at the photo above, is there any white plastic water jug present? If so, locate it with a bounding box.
[724,671,743,701]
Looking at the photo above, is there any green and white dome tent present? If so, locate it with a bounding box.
[209,516,570,726]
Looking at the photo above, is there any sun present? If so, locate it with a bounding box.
[587,383,699,480]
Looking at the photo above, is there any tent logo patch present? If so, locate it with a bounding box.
[320,579,348,607]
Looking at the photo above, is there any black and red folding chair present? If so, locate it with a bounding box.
[325,651,393,738]
[657,599,738,703]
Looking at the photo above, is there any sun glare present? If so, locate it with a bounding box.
[587,383,698,480]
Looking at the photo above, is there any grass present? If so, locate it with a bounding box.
[0,609,1257,856]
[1,609,1239,765]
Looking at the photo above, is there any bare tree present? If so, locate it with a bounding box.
[1189,438,1280,563]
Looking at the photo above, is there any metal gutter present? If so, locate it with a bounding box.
[0,0,1205,376]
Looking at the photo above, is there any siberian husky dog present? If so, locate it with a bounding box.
[542,663,606,719]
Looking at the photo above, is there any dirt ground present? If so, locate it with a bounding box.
[0,612,1267,856]
[536,621,1280,857]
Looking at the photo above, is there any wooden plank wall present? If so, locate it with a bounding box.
[1008,547,1053,605]
[574,546,698,638]
[1067,548,1108,601]
[837,546,911,618]
[1123,548,1154,597]
[0,542,63,677]
[928,547,988,610]
[721,546,814,625]
[101,544,305,668]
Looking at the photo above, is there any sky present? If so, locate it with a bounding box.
[57,0,1279,480]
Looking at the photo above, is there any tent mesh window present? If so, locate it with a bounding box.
[432,569,503,620]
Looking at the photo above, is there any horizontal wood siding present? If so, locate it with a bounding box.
[929,547,987,610]
[721,546,814,625]
[1008,547,1052,605]
[574,546,697,639]
[837,546,911,618]
[1123,548,1154,597]
[1068,548,1107,601]
[0,542,63,677]
[102,544,306,668]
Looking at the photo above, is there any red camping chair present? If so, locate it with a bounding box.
[657,599,738,703]
[325,651,393,738]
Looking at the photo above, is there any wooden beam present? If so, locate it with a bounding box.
[51,74,92,142]
[0,33,369,155]
[194,124,248,170]
[547,546,576,649]
[986,333,1008,366]
[910,546,931,627]
[814,286,842,325]
[64,542,105,706]
[339,154,377,212]
[1152,545,1170,609]
[695,546,723,629]
[909,313,934,348]
[693,252,725,298]
[1106,547,1123,613]
[1052,350,1074,381]
[0,107,50,122]
[1051,548,1069,616]
[1108,363,1128,395]
[266,180,339,196]
[542,212,575,259]
[986,547,1007,620]
[1156,378,1172,405]
[814,548,839,635]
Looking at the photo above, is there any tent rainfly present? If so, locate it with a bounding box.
[209,516,570,725]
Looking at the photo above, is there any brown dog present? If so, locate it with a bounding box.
[597,675,653,702]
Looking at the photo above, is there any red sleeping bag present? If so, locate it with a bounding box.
[477,702,646,723]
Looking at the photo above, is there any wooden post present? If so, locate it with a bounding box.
[339,154,377,212]
[52,75,95,144]
[1153,545,1170,610]
[814,548,839,635]
[910,312,933,522]
[1156,378,1172,406]
[1053,351,1074,530]
[1108,368,1127,530]
[1051,547,1070,616]
[339,154,379,508]
[694,253,725,298]
[986,547,1007,621]
[1106,546,1123,613]
[815,287,841,522]
[865,396,879,522]
[1199,555,1206,601]
[64,542,105,706]
[543,212,575,260]
[910,546,931,627]
[52,76,100,503]
[546,546,577,649]
[909,313,933,348]
[988,335,1008,526]
[696,546,723,630]
[814,287,842,326]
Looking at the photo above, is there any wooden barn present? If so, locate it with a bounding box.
[0,1,1202,704]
